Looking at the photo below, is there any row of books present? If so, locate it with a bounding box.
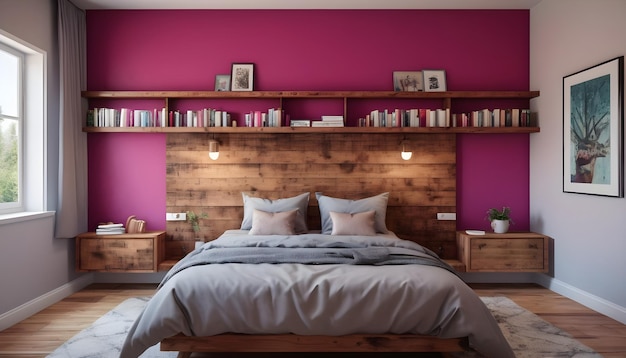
[86,107,232,128]
[87,107,531,129]
[240,110,346,128]
[357,108,532,128]
[243,108,284,127]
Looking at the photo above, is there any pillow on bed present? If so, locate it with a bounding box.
[329,210,376,236]
[316,192,389,234]
[249,208,298,235]
[241,192,309,233]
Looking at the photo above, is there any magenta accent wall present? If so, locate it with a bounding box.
[87,133,166,230]
[86,10,531,232]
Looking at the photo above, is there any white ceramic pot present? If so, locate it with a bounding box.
[491,219,510,233]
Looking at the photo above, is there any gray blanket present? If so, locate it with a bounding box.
[160,234,457,287]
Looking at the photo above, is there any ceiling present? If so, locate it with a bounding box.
[72,0,542,10]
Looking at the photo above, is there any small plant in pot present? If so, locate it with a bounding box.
[186,210,208,238]
[486,207,513,233]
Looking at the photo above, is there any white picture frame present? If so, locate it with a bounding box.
[231,63,254,91]
[422,69,447,92]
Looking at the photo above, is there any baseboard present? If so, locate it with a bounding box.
[93,272,166,284]
[0,273,94,331]
[535,274,626,325]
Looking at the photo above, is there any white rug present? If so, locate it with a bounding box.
[46,296,601,358]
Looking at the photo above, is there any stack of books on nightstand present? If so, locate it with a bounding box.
[96,223,125,235]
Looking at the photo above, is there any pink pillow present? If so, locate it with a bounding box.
[249,208,298,235]
[329,210,376,236]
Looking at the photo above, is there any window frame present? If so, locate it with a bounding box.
[0,29,47,217]
[0,42,24,213]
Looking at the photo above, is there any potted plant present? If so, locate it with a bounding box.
[186,210,208,238]
[486,207,512,233]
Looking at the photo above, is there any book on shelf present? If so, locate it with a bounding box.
[321,115,344,122]
[290,119,311,127]
[312,115,344,127]
[311,120,344,127]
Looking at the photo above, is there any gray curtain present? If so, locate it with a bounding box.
[55,0,88,238]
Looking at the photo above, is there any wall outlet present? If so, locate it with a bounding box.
[437,212,457,220]
[166,212,187,221]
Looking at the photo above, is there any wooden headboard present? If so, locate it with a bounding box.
[165,132,456,260]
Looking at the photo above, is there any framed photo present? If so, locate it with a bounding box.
[422,69,447,92]
[563,56,623,197]
[214,74,230,91]
[393,71,423,91]
[230,63,254,91]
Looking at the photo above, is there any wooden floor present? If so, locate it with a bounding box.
[0,283,624,357]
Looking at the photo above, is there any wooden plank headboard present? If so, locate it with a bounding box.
[165,132,456,260]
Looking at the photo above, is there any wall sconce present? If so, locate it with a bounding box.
[400,139,412,160]
[208,139,220,160]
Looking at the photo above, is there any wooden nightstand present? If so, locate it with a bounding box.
[75,231,166,272]
[456,231,549,272]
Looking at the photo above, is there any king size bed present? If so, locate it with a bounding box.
[120,192,513,358]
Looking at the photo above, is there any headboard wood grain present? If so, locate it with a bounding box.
[165,132,456,260]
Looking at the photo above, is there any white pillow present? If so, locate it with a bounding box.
[249,209,298,235]
[330,210,376,236]
[241,192,309,233]
[316,192,389,234]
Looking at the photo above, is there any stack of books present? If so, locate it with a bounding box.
[311,116,344,127]
[96,223,125,235]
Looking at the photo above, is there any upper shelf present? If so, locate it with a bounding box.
[82,90,540,134]
[82,90,540,100]
[82,126,539,134]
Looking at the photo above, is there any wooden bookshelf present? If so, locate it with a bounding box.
[82,89,540,133]
[82,126,539,133]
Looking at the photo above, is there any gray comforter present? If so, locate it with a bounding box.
[121,230,514,358]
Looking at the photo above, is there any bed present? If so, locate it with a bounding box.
[120,193,514,358]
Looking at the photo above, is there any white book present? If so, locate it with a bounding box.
[98,223,123,229]
[290,120,311,127]
[311,121,344,127]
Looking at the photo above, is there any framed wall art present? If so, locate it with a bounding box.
[422,69,447,92]
[214,74,230,91]
[393,71,423,91]
[563,56,623,197]
[230,63,254,91]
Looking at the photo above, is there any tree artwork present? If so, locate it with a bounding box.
[569,74,611,184]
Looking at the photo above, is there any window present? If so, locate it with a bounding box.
[0,30,46,216]
[0,43,22,213]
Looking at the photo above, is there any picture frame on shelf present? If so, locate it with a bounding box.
[422,69,447,92]
[562,56,623,197]
[231,63,254,91]
[214,75,231,91]
[393,71,423,91]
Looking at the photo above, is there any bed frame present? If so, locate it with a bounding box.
[160,333,469,357]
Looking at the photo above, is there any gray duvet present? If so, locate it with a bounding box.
[120,230,514,358]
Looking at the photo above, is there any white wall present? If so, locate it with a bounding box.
[530,0,626,323]
[0,0,88,330]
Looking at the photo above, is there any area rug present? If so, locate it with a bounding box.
[46,296,601,358]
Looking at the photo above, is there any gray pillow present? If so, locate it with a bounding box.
[316,192,389,234]
[241,192,309,233]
